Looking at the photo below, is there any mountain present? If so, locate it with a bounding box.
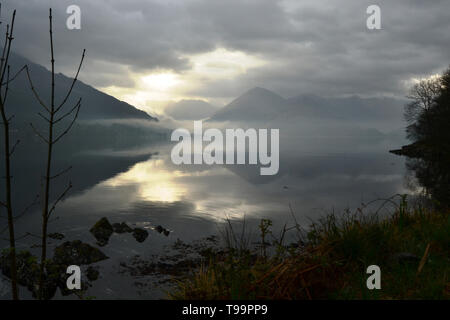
[165,99,218,120]
[209,87,288,122]
[6,51,157,122]
[208,87,405,129]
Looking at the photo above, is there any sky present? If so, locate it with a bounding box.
[1,0,450,116]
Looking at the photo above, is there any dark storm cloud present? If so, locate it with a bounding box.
[1,0,449,99]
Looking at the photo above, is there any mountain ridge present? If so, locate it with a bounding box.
[209,87,288,121]
[165,99,218,120]
[6,51,157,122]
[209,87,405,126]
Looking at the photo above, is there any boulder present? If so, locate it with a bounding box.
[0,250,59,300]
[0,250,40,289]
[86,266,100,281]
[53,240,109,266]
[132,228,149,243]
[90,217,113,246]
[1,242,106,300]
[155,225,170,237]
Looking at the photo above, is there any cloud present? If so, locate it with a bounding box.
[2,0,449,108]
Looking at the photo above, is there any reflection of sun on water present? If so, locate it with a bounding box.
[104,159,187,202]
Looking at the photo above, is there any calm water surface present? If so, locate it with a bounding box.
[1,134,408,299]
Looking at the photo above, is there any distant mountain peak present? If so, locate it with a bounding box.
[209,87,287,122]
[165,99,218,120]
[243,86,283,98]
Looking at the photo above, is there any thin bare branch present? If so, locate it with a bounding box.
[9,139,20,156]
[52,103,80,144]
[54,97,81,124]
[49,165,72,180]
[37,112,50,123]
[13,232,42,241]
[55,49,85,113]
[13,194,40,222]
[50,8,55,111]
[24,66,50,112]
[13,233,34,241]
[47,182,72,218]
[0,24,9,80]
[0,11,16,85]
[48,216,60,223]
[29,122,49,144]
[0,65,27,86]
[3,65,10,104]
[25,232,43,239]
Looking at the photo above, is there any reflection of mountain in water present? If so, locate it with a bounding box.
[226,151,403,188]
[5,142,158,218]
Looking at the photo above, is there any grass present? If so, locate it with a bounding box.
[168,195,450,300]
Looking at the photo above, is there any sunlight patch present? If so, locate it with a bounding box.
[187,48,267,79]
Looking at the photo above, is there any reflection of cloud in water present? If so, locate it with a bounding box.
[60,139,409,230]
[102,156,275,221]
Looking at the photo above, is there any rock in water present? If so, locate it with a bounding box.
[53,240,109,265]
[155,225,170,236]
[0,250,59,300]
[1,244,106,299]
[86,266,100,281]
[90,217,114,246]
[132,228,149,243]
[112,222,133,234]
[53,241,106,297]
[0,250,40,288]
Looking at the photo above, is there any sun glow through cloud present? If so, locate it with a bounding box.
[100,48,267,115]
[141,73,180,91]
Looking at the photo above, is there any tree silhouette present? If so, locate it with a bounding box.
[25,8,85,299]
[393,67,450,207]
[0,6,19,300]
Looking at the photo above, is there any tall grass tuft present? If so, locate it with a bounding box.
[169,195,450,300]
